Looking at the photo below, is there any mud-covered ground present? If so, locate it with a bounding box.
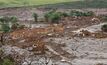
[0,7,107,65]
[2,23,107,65]
[44,22,107,65]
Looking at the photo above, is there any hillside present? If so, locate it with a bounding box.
[42,0,107,8]
[0,0,79,8]
[0,0,106,8]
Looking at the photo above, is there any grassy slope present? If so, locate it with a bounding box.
[0,0,79,8]
[43,0,107,8]
[0,0,106,8]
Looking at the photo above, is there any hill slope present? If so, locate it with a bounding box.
[0,0,79,8]
[42,0,107,8]
[0,0,106,8]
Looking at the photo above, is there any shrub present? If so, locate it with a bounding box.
[10,16,18,24]
[61,12,69,17]
[0,16,17,24]
[0,16,8,24]
[70,10,94,17]
[101,24,107,32]
[70,10,83,17]
[44,10,55,22]
[32,13,38,22]
[44,10,61,23]
[44,13,49,22]
[0,16,18,32]
[84,11,94,16]
[1,24,10,33]
[49,12,61,23]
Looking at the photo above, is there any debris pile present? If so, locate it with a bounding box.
[8,25,64,54]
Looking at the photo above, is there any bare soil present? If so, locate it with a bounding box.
[1,7,107,65]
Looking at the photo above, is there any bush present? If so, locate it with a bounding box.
[32,13,38,22]
[101,24,107,32]
[70,10,94,17]
[70,10,83,17]
[0,16,8,24]
[44,10,61,23]
[1,24,10,33]
[84,11,94,16]
[44,10,55,22]
[61,12,69,17]
[0,16,18,32]
[49,12,61,23]
[0,16,18,24]
[10,16,18,24]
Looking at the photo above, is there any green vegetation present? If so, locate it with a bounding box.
[44,10,94,23]
[61,12,69,17]
[2,58,14,65]
[10,16,18,24]
[0,0,106,8]
[70,10,83,17]
[45,0,107,8]
[0,16,26,32]
[0,16,18,32]
[44,10,62,23]
[0,16,17,24]
[70,10,94,17]
[32,13,38,22]
[101,24,107,32]
[85,11,94,16]
[49,12,61,23]
[0,0,78,8]
[1,24,10,33]
[44,10,55,22]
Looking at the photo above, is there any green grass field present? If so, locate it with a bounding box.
[0,0,80,8]
[0,0,106,8]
